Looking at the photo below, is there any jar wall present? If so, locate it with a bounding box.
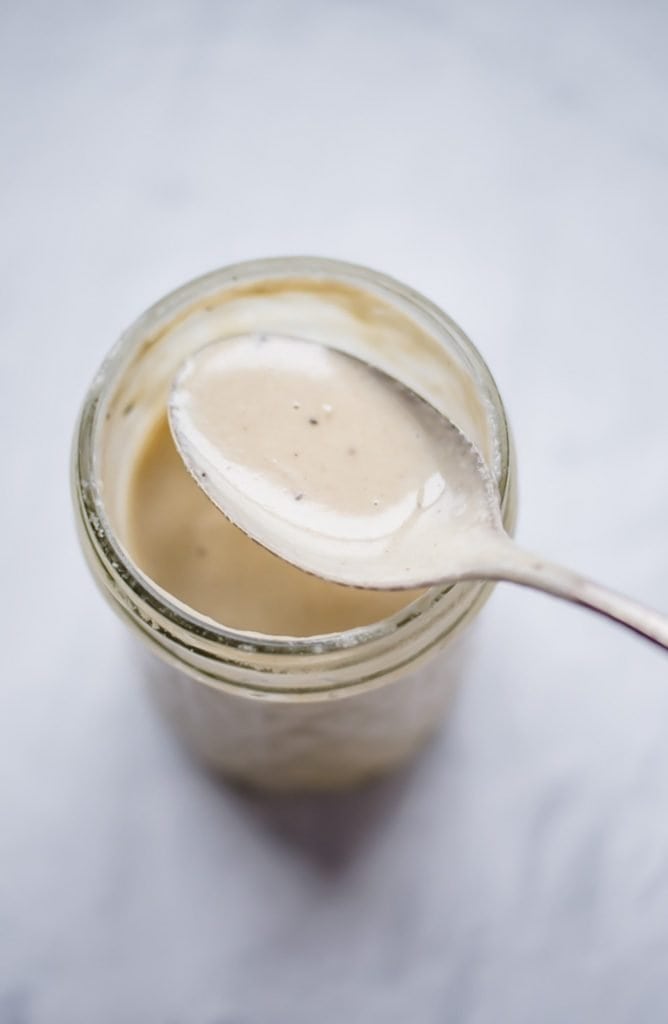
[140,633,470,791]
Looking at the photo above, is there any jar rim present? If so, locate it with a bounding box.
[73,255,514,681]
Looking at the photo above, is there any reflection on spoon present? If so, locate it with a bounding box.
[169,333,668,650]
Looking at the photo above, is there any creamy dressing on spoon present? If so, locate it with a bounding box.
[169,332,668,649]
[169,333,500,589]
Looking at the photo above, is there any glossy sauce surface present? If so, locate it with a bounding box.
[168,334,498,591]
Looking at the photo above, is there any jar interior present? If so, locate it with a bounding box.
[95,273,498,638]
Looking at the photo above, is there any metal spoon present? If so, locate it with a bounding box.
[169,333,668,650]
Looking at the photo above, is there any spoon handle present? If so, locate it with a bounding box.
[471,541,668,651]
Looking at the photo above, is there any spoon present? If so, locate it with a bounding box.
[168,333,668,650]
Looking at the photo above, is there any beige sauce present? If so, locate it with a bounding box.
[168,334,497,592]
[126,411,421,635]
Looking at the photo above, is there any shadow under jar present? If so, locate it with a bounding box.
[72,257,517,791]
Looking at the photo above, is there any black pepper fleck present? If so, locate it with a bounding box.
[295,493,304,501]
[308,417,319,426]
[122,401,135,417]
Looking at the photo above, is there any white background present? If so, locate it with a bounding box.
[2,2,668,1021]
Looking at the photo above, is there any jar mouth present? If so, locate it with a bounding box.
[74,255,513,662]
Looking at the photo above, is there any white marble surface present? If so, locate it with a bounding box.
[2,1,668,1021]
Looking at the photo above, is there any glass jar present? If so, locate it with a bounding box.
[72,257,517,791]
